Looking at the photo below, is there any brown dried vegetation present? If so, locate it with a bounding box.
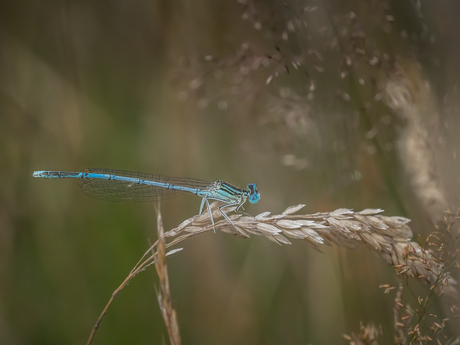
[88,203,459,345]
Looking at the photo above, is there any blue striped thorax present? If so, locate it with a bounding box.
[212,181,260,206]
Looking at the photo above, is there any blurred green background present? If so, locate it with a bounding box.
[1,0,460,344]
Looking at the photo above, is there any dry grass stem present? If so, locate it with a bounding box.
[388,209,460,344]
[88,202,457,344]
[86,212,182,345]
[153,204,181,345]
[167,202,456,295]
[393,285,412,344]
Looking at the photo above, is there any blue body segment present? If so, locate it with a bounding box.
[33,168,260,230]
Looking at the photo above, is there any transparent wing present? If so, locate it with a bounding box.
[78,168,213,202]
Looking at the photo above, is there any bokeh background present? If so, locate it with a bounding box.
[1,0,460,344]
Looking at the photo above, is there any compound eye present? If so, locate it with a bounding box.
[247,183,260,204]
[249,193,260,204]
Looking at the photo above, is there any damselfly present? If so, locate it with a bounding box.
[33,168,260,231]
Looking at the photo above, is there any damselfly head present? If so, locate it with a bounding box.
[247,183,260,204]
